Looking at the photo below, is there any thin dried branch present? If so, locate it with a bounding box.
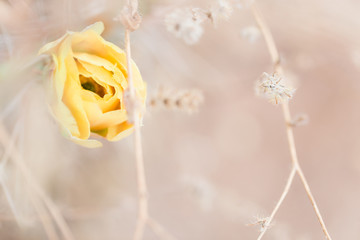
[120,1,176,240]
[28,191,60,240]
[0,122,75,240]
[251,2,332,240]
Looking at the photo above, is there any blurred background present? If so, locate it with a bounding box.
[0,0,360,239]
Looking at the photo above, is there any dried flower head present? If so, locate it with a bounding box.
[165,0,233,44]
[208,0,233,26]
[247,215,272,232]
[165,8,204,45]
[256,72,295,104]
[114,4,142,32]
[149,87,204,114]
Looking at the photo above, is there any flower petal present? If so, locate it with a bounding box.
[38,33,69,55]
[45,36,90,139]
[82,100,127,131]
[74,52,128,90]
[106,122,134,141]
[81,21,104,35]
[62,128,102,148]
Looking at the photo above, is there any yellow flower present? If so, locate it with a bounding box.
[39,22,146,148]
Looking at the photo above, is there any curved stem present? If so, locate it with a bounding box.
[257,166,296,240]
[251,2,332,240]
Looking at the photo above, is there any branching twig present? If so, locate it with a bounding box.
[251,2,332,240]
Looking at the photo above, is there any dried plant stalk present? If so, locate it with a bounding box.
[28,191,60,240]
[250,2,332,240]
[0,120,59,240]
[121,1,176,240]
[125,27,148,240]
[0,123,75,240]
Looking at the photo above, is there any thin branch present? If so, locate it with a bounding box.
[257,166,296,240]
[28,190,60,240]
[123,9,149,240]
[0,105,59,240]
[122,2,177,240]
[0,123,75,240]
[147,218,177,240]
[251,2,332,240]
[0,23,13,58]
[0,120,22,223]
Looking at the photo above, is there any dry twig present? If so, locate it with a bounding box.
[0,122,75,240]
[250,2,332,240]
[119,1,176,240]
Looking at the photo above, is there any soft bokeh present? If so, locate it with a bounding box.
[0,0,359,239]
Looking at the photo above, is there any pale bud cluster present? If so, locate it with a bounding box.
[165,8,204,45]
[114,5,141,31]
[165,0,233,44]
[149,87,204,114]
[256,72,295,104]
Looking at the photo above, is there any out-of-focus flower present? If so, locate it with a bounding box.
[165,8,204,45]
[39,22,146,148]
[165,0,234,44]
[149,87,204,114]
[208,0,233,26]
[256,72,295,104]
[241,26,261,43]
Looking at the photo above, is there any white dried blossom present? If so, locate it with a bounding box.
[256,72,295,104]
[241,25,261,43]
[191,8,210,23]
[248,215,272,232]
[165,8,204,45]
[208,0,233,26]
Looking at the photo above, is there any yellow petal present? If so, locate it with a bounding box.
[82,100,128,130]
[81,21,104,35]
[50,101,81,137]
[71,30,128,73]
[76,60,125,109]
[44,35,90,139]
[76,59,123,89]
[61,51,90,139]
[62,128,102,148]
[106,122,134,141]
[38,33,69,55]
[80,90,120,113]
[52,37,72,101]
[74,52,128,90]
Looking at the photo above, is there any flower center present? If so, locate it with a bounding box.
[80,75,106,97]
